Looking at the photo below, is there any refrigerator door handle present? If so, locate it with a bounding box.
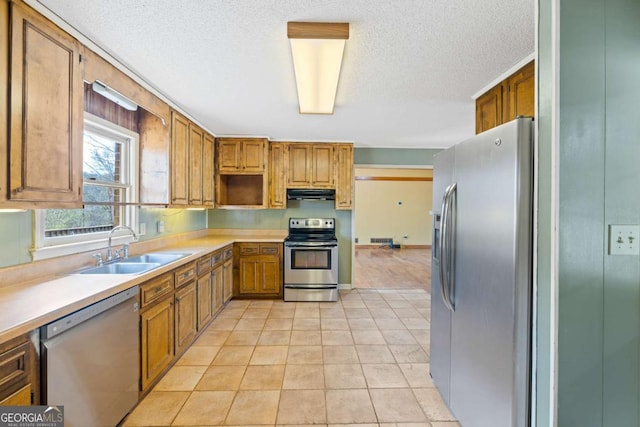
[440,182,456,312]
[444,183,457,311]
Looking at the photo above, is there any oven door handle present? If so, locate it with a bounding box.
[285,243,338,248]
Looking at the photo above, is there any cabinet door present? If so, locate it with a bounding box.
[335,144,354,210]
[8,2,83,206]
[197,274,212,330]
[0,336,36,405]
[0,385,31,406]
[223,259,233,303]
[269,142,287,208]
[175,282,197,355]
[188,124,204,206]
[242,140,265,172]
[505,61,535,122]
[171,111,189,205]
[212,265,224,313]
[239,256,260,294]
[288,144,311,187]
[140,298,174,391]
[202,133,215,206]
[260,256,281,294]
[475,84,503,134]
[217,140,241,171]
[311,145,335,188]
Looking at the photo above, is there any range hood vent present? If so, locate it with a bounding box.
[286,189,336,201]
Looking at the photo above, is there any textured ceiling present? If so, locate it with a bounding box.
[37,0,534,148]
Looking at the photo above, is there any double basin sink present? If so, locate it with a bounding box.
[74,252,191,275]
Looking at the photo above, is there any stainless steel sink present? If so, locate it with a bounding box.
[124,253,190,265]
[73,252,191,275]
[77,262,160,275]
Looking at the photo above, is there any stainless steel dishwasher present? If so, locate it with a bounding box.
[40,286,139,427]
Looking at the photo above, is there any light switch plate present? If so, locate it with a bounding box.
[157,221,165,233]
[609,225,640,255]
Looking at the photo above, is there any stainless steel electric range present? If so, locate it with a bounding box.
[284,218,339,302]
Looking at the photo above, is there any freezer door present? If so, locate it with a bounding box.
[430,146,455,405]
[449,118,532,427]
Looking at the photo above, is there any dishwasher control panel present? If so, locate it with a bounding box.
[40,286,139,339]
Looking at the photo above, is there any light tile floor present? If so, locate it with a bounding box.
[123,289,460,427]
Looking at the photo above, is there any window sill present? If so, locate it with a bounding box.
[31,235,136,262]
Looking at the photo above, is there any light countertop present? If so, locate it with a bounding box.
[0,232,286,343]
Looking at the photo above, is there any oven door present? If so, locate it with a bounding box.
[284,242,338,285]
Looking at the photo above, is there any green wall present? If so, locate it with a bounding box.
[537,0,640,425]
[208,201,352,284]
[535,0,554,423]
[0,208,206,269]
[0,211,33,268]
[354,147,440,166]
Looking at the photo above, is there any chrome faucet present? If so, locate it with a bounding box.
[107,225,138,261]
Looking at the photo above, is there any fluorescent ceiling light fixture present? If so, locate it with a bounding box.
[287,22,349,114]
[92,80,138,111]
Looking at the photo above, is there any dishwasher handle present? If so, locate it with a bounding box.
[41,286,139,340]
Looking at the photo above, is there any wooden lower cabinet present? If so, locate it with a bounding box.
[140,297,174,391]
[175,281,197,356]
[138,249,234,393]
[196,273,213,330]
[234,243,283,298]
[212,263,224,313]
[223,259,233,303]
[0,333,38,405]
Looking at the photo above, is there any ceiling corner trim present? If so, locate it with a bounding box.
[471,52,536,100]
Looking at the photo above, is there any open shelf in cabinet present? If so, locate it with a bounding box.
[217,174,264,207]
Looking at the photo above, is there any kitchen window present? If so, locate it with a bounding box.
[33,114,139,260]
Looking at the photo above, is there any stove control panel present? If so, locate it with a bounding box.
[289,218,335,229]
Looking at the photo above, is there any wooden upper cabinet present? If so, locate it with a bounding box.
[475,84,503,134]
[202,133,215,206]
[335,143,354,210]
[170,111,189,206]
[217,140,242,171]
[243,140,266,172]
[269,142,287,209]
[188,124,204,205]
[287,143,334,188]
[288,144,312,187]
[505,61,535,122]
[217,138,266,173]
[5,1,84,207]
[170,110,214,207]
[311,145,335,188]
[475,60,534,134]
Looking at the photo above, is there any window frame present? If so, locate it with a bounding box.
[32,113,140,261]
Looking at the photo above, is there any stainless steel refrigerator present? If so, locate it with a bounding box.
[430,117,533,427]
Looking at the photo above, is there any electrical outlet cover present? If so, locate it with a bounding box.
[609,224,640,255]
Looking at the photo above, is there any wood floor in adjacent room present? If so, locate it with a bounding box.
[354,248,431,291]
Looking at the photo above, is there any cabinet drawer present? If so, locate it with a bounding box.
[212,250,224,266]
[197,255,212,276]
[224,246,234,259]
[239,244,259,255]
[140,273,175,308]
[260,244,281,255]
[0,341,30,394]
[0,384,31,405]
[175,262,196,288]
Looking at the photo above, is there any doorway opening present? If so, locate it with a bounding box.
[352,167,433,291]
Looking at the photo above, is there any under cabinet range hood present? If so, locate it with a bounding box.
[286,189,336,201]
